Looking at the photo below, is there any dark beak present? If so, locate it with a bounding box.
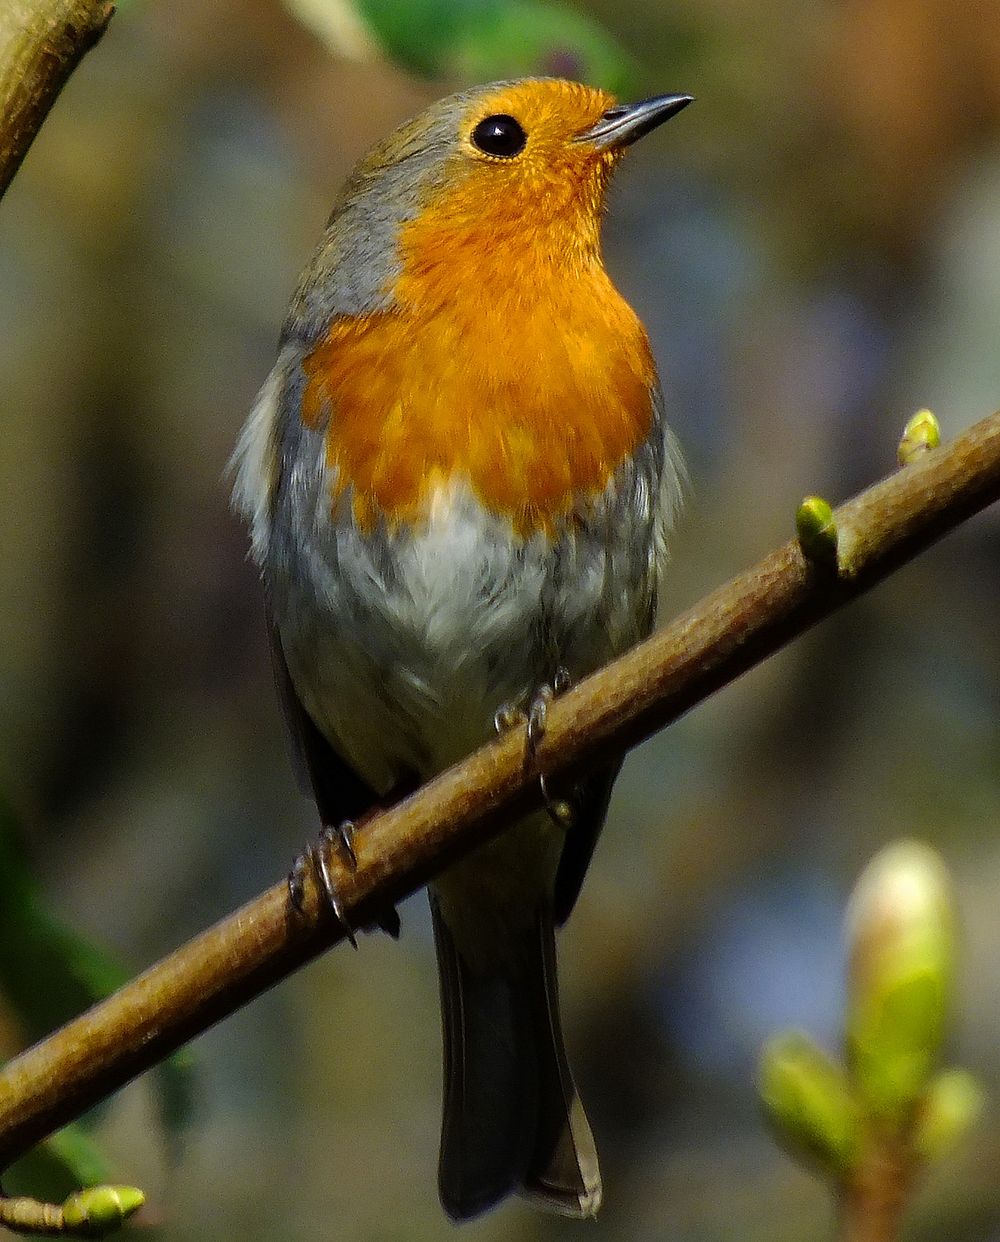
[576,93,693,151]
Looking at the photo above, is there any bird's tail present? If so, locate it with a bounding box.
[431,897,601,1221]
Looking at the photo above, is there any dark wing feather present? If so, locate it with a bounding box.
[268,616,379,827]
[270,622,403,937]
[552,386,670,923]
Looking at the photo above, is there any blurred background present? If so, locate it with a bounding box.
[2,0,1000,1237]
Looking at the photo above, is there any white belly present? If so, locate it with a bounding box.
[271,476,656,795]
[274,483,556,791]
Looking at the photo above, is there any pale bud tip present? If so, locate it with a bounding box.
[898,409,941,465]
[796,496,838,564]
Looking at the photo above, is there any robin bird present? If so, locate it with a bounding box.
[231,77,690,1220]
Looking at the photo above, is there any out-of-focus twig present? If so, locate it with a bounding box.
[1,3,132,1231]
[0,1185,144,1237]
[840,1139,912,1242]
[0,407,998,1172]
[0,0,115,201]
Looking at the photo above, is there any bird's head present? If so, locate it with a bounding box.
[289,79,692,329]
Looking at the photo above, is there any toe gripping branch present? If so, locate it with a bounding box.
[288,819,403,947]
[288,821,361,946]
[496,668,576,829]
[288,668,581,944]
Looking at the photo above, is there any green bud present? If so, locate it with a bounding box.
[62,1186,145,1236]
[759,1031,860,1175]
[913,1068,984,1161]
[897,409,941,465]
[845,842,955,1118]
[796,496,838,564]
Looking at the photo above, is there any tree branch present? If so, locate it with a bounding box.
[0,0,114,201]
[0,409,998,1170]
[841,1133,913,1242]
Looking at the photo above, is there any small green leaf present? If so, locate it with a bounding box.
[914,1069,984,1161]
[849,968,947,1116]
[41,1127,111,1194]
[3,1125,110,1206]
[759,1031,860,1176]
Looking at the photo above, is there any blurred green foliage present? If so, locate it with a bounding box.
[761,843,983,1233]
[0,797,194,1200]
[360,0,636,88]
[288,0,638,91]
[0,798,128,1043]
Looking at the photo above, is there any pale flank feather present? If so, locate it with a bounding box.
[229,351,292,566]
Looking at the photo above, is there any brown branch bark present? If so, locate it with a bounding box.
[0,409,998,1169]
[840,1131,914,1242]
[0,0,114,201]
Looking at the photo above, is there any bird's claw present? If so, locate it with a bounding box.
[287,820,360,949]
[496,667,572,749]
[524,668,575,827]
[331,819,358,868]
[539,773,575,828]
[525,666,571,759]
[526,686,552,758]
[494,702,526,734]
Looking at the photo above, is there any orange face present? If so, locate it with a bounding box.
[397,80,621,284]
[301,79,658,537]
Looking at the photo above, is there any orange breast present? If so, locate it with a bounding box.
[301,228,656,538]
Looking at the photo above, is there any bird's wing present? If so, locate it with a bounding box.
[552,380,679,925]
[232,348,382,828]
[271,621,405,938]
[269,617,381,828]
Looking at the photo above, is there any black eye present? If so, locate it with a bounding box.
[471,114,527,158]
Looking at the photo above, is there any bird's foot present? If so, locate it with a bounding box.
[525,666,571,758]
[288,818,402,943]
[494,701,526,734]
[288,821,360,947]
[502,668,575,829]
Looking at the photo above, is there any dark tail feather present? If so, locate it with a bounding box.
[521,907,601,1215]
[431,899,601,1221]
